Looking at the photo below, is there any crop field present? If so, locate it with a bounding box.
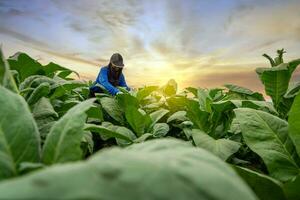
[0,48,299,200]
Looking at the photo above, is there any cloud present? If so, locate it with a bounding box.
[225,1,300,42]
[0,27,49,48]
[0,27,103,66]
[52,0,141,33]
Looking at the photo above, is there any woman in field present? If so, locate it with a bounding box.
[89,53,130,96]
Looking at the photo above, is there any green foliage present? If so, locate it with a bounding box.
[234,108,300,182]
[288,93,300,157]
[7,52,45,81]
[125,106,149,136]
[0,49,18,93]
[283,174,300,200]
[0,86,40,180]
[27,82,51,105]
[0,139,257,200]
[42,99,95,165]
[224,84,264,101]
[185,129,241,160]
[99,97,125,124]
[234,166,286,200]
[257,49,300,117]
[1,49,300,199]
[162,79,177,96]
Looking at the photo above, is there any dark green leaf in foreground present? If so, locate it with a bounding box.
[0,86,40,180]
[234,108,300,182]
[0,49,18,93]
[42,99,95,165]
[234,166,286,200]
[0,139,257,200]
[186,129,241,161]
[288,92,300,157]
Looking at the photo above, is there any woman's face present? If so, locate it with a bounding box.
[111,63,123,73]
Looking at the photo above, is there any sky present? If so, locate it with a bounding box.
[0,0,300,92]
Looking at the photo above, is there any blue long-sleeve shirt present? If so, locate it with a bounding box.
[90,66,130,95]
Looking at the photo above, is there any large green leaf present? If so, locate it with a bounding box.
[212,100,242,112]
[242,100,278,115]
[186,99,210,132]
[8,52,45,81]
[288,92,300,157]
[224,84,264,101]
[186,129,241,161]
[42,99,95,165]
[0,49,18,93]
[234,166,286,200]
[19,75,53,91]
[125,106,147,136]
[32,97,58,119]
[50,80,86,99]
[166,96,187,112]
[0,139,257,200]
[152,123,169,137]
[27,82,51,105]
[167,111,188,123]
[99,97,124,124]
[136,86,159,101]
[116,93,139,110]
[234,108,300,182]
[86,104,104,122]
[149,108,169,128]
[32,97,58,140]
[43,62,78,78]
[115,126,137,146]
[213,100,277,115]
[0,86,40,180]
[197,88,212,112]
[256,64,291,108]
[84,124,132,142]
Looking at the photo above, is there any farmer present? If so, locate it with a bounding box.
[89,53,130,96]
